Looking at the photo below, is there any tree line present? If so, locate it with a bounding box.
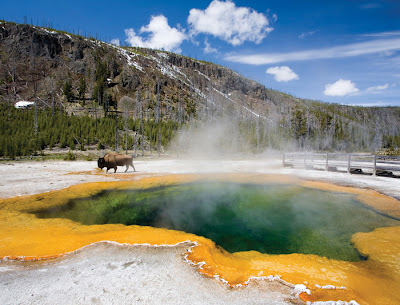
[1,96,399,159]
[188,86,400,155]
[0,103,179,159]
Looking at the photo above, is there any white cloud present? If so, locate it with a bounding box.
[110,38,120,46]
[298,31,316,39]
[350,101,391,107]
[366,83,389,92]
[266,66,299,82]
[188,0,273,46]
[204,39,218,54]
[124,15,186,52]
[324,79,359,96]
[362,31,400,37]
[225,38,400,65]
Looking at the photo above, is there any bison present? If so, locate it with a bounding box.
[97,153,136,173]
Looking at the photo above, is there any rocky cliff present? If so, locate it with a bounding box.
[1,21,399,153]
[0,21,276,120]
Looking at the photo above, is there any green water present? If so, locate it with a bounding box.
[33,182,400,261]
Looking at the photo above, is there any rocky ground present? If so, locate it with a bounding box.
[0,242,296,305]
[0,157,398,200]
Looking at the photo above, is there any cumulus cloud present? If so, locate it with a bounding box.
[124,15,186,52]
[110,38,120,46]
[366,83,389,92]
[204,39,218,54]
[266,66,299,82]
[324,79,359,96]
[188,0,273,46]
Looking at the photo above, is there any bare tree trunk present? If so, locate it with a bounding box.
[51,80,55,117]
[148,89,152,155]
[178,97,183,125]
[115,111,118,152]
[141,91,145,157]
[124,109,128,155]
[156,79,161,156]
[134,91,140,156]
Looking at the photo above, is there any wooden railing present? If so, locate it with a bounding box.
[283,152,400,178]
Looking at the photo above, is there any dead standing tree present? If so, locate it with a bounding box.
[119,95,135,154]
[155,79,161,156]
[105,109,122,152]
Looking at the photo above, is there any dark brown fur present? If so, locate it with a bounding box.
[98,153,136,173]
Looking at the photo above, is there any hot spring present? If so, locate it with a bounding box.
[33,181,399,262]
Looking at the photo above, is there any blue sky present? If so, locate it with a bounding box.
[2,0,400,106]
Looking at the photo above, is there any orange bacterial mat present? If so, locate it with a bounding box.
[1,174,399,304]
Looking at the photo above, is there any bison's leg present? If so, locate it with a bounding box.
[106,167,109,173]
[130,161,136,172]
[114,166,117,173]
[125,165,129,172]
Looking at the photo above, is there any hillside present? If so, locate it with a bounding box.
[0,21,399,158]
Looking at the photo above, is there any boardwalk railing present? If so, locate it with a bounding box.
[283,152,400,178]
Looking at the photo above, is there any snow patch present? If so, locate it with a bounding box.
[157,51,169,59]
[195,70,211,81]
[151,54,187,81]
[39,28,58,35]
[212,88,269,120]
[117,47,144,72]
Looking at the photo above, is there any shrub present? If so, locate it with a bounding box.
[84,153,96,161]
[64,150,76,161]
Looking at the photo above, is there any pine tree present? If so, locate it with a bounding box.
[291,108,308,148]
[63,79,73,102]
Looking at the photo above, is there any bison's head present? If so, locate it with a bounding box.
[97,157,106,169]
